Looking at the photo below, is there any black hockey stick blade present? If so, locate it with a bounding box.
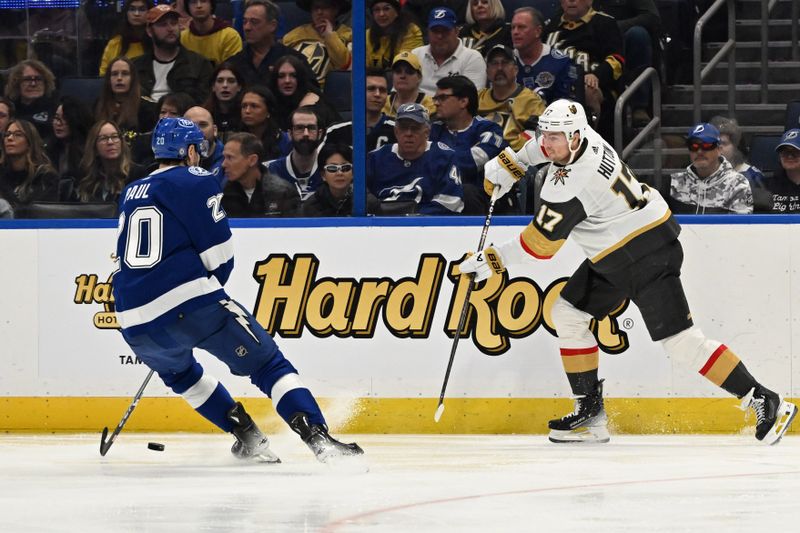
[99,427,111,456]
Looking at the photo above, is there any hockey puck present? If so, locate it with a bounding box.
[147,442,165,451]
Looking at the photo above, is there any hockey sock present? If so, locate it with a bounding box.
[698,344,759,398]
[560,346,600,396]
[162,362,237,432]
[251,351,327,426]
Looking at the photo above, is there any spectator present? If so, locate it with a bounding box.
[459,0,511,56]
[265,106,325,200]
[758,129,800,214]
[180,0,243,65]
[202,62,244,138]
[3,60,57,140]
[95,57,157,142]
[668,123,753,214]
[240,86,291,160]
[478,44,545,151]
[511,7,575,105]
[366,102,464,215]
[300,143,370,216]
[383,51,436,118]
[99,0,153,76]
[0,98,15,134]
[227,0,309,87]
[366,0,423,70]
[46,96,94,185]
[184,106,225,184]
[322,67,397,151]
[133,5,214,104]
[412,7,486,95]
[221,132,299,217]
[403,0,468,24]
[71,121,147,204]
[0,120,58,210]
[130,92,196,167]
[429,75,506,214]
[709,115,766,189]
[543,0,625,139]
[283,0,353,87]
[269,54,341,130]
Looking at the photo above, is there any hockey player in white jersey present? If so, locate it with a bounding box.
[459,99,797,444]
[113,117,363,463]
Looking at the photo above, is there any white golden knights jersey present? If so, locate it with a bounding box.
[516,128,679,273]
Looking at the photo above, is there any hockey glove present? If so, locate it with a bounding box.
[457,247,506,282]
[483,148,527,199]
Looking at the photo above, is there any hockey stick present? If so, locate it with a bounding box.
[434,187,501,422]
[99,368,155,456]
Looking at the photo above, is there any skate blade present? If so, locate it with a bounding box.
[254,452,282,463]
[549,426,610,444]
[764,401,798,446]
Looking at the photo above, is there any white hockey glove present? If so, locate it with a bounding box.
[483,148,528,199]
[457,246,506,282]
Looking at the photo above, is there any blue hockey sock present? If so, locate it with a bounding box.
[250,351,327,426]
[162,362,236,432]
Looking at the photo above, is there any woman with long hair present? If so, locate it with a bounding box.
[74,121,147,203]
[366,0,423,69]
[240,85,291,160]
[3,59,58,139]
[98,0,153,75]
[47,96,94,182]
[268,55,340,131]
[459,0,511,56]
[95,56,156,141]
[202,62,245,138]
[0,119,58,208]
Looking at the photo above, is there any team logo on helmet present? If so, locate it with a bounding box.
[178,118,194,128]
[568,104,577,115]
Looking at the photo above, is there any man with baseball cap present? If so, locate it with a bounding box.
[758,129,800,213]
[383,51,436,118]
[478,44,545,150]
[366,102,464,214]
[411,6,486,95]
[668,122,753,214]
[133,4,214,103]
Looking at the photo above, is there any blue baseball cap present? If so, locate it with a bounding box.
[428,7,457,29]
[776,128,800,152]
[687,122,721,144]
[396,103,430,125]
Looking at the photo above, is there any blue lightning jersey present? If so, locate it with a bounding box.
[113,165,234,337]
[515,45,577,104]
[265,155,322,201]
[429,117,506,186]
[366,141,464,215]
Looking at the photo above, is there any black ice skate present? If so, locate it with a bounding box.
[739,386,798,445]
[227,402,281,463]
[548,380,610,444]
[289,412,364,463]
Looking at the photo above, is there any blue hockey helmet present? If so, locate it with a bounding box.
[151,117,207,160]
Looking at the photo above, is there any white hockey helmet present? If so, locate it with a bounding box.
[537,99,588,142]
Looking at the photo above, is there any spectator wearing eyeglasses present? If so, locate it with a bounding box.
[179,0,243,66]
[265,106,326,200]
[668,122,753,214]
[459,0,511,57]
[221,132,299,217]
[757,129,800,214]
[46,96,94,194]
[68,121,147,205]
[99,0,154,76]
[3,60,57,140]
[0,120,58,213]
[382,51,436,119]
[300,143,377,216]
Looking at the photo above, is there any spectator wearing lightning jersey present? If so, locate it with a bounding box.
[113,117,363,463]
[429,75,508,214]
[459,99,797,446]
[366,102,464,215]
[264,106,325,200]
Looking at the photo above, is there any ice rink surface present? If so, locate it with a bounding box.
[2,432,799,532]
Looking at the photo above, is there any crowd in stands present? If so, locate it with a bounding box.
[0,0,797,219]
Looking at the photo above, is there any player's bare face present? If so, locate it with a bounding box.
[541,131,571,164]
[428,27,458,59]
[109,60,132,95]
[52,105,70,140]
[371,2,398,28]
[779,146,800,172]
[3,122,29,156]
[222,141,250,181]
[96,123,122,160]
[149,16,180,49]
[127,1,147,27]
[276,63,298,96]
[243,6,274,45]
[688,141,721,177]
[240,93,269,127]
[511,13,539,50]
[395,120,428,158]
[366,76,388,112]
[470,0,492,24]
[322,153,353,195]
[213,70,240,102]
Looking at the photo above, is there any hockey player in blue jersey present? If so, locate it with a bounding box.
[366,103,464,215]
[113,117,363,463]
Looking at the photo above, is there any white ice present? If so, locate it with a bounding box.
[2,433,799,532]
